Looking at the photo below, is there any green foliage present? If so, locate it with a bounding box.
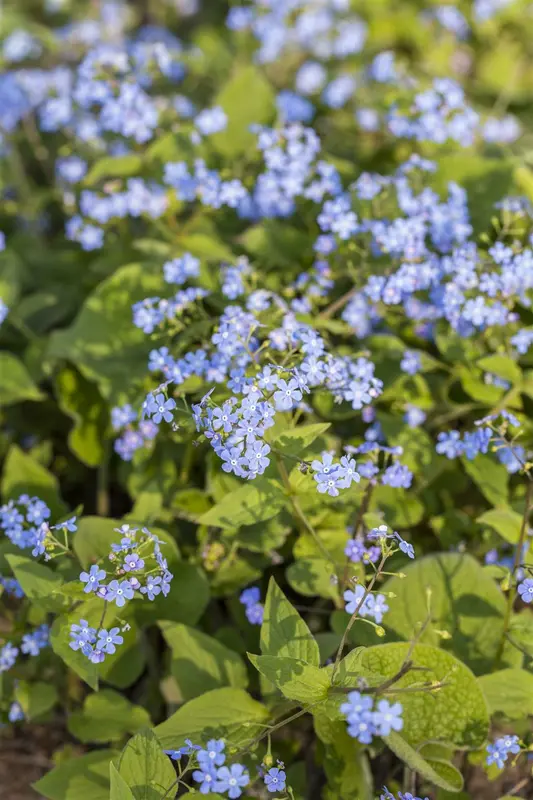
[68,690,151,743]
[260,578,320,665]
[6,553,63,601]
[478,669,533,719]
[248,654,330,702]
[382,553,507,674]
[48,263,166,402]
[160,621,248,700]
[1,445,66,517]
[198,477,287,528]
[14,681,58,720]
[361,643,489,749]
[117,729,176,800]
[154,687,269,749]
[0,352,44,405]
[212,65,275,156]
[33,749,117,800]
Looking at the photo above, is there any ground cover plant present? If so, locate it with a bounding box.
[3,1,533,798]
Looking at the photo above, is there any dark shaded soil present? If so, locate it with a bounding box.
[0,724,67,800]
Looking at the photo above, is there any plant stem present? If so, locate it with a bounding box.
[340,481,375,588]
[494,477,533,667]
[333,553,387,677]
[96,441,111,517]
[275,456,337,571]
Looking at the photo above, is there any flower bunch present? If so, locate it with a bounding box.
[341,691,404,744]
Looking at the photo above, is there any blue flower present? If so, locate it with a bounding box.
[215,763,250,799]
[192,765,217,794]
[273,378,303,411]
[8,702,24,723]
[344,585,366,615]
[394,533,415,559]
[80,565,106,593]
[96,627,124,655]
[145,393,177,424]
[141,575,162,601]
[518,579,533,604]
[198,739,225,768]
[240,587,260,607]
[264,766,286,792]
[105,579,135,607]
[245,603,264,625]
[373,700,404,735]
[486,735,520,768]
[69,620,96,651]
[123,553,145,572]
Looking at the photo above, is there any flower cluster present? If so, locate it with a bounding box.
[166,738,250,798]
[0,495,77,558]
[80,524,173,607]
[341,691,403,744]
[486,735,521,769]
[343,584,389,624]
[69,620,125,664]
[0,624,50,673]
[381,790,429,800]
[240,586,264,625]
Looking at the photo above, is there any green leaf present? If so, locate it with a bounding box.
[313,713,373,800]
[159,621,248,701]
[198,477,287,529]
[50,598,110,690]
[48,263,166,402]
[134,561,209,626]
[68,690,152,743]
[14,681,58,720]
[0,352,44,405]
[382,553,506,674]
[1,445,67,517]
[270,423,331,458]
[153,687,269,749]
[462,454,509,508]
[477,354,522,384]
[110,764,136,800]
[6,553,63,600]
[261,577,320,665]
[212,65,275,156]
[33,749,116,800]
[477,508,523,545]
[249,654,330,703]
[85,154,144,184]
[361,643,489,748]
[373,485,425,528]
[286,557,339,601]
[99,634,147,690]
[478,668,533,718]
[55,367,107,467]
[118,729,176,800]
[385,732,463,793]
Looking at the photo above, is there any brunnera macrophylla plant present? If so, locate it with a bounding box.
[3,1,533,799]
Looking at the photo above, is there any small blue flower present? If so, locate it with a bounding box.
[8,702,24,723]
[373,699,404,735]
[192,765,217,794]
[105,579,135,607]
[264,766,286,793]
[146,393,177,425]
[215,763,250,799]
[80,565,106,593]
[123,553,145,572]
[141,575,162,601]
[96,627,124,655]
[518,579,533,604]
[198,739,225,768]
